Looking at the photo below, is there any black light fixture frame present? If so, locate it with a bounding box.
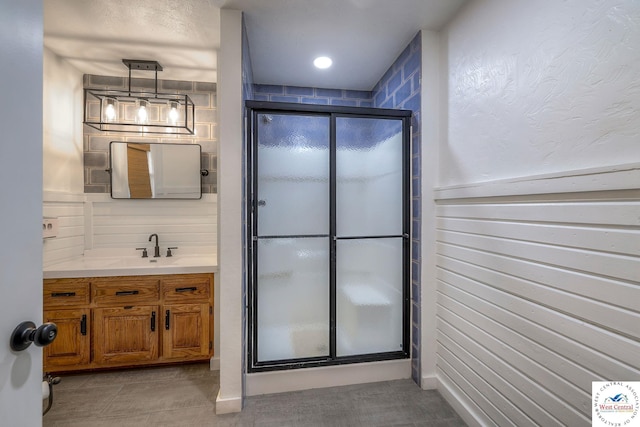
[83,59,195,135]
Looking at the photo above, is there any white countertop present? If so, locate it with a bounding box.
[43,248,217,279]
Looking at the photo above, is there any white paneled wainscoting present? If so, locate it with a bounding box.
[84,193,217,250]
[432,164,640,427]
[43,192,85,267]
[42,193,217,266]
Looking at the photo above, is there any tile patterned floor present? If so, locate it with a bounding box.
[43,363,467,426]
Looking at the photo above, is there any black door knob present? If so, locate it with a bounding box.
[10,321,58,351]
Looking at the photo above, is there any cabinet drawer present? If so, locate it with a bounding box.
[92,278,159,305]
[162,275,211,303]
[44,279,90,308]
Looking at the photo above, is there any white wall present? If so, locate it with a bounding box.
[216,8,244,414]
[419,29,441,390]
[43,47,83,194]
[440,0,640,186]
[42,48,85,266]
[430,1,640,425]
[42,49,220,265]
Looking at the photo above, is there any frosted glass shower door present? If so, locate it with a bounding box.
[254,113,330,362]
[335,117,405,357]
[248,102,410,371]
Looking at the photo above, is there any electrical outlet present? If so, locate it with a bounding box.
[43,218,59,239]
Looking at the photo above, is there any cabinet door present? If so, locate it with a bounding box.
[94,305,159,365]
[43,308,90,371]
[162,303,210,359]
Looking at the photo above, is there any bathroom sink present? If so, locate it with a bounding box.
[171,256,215,266]
[44,251,217,279]
[45,258,118,270]
[103,256,215,268]
[117,257,178,267]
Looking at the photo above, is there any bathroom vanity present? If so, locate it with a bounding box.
[43,255,216,373]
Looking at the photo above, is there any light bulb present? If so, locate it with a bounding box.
[103,98,117,122]
[105,104,116,121]
[136,99,149,124]
[313,56,332,69]
[168,101,180,125]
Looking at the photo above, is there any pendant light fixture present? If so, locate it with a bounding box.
[84,59,195,135]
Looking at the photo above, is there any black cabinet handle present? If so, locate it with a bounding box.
[151,311,156,332]
[116,290,139,296]
[175,287,197,293]
[165,310,170,330]
[80,314,87,336]
[51,292,76,297]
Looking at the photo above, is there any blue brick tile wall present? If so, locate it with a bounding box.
[373,31,422,385]
[253,84,373,107]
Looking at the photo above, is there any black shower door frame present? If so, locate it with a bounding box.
[246,101,411,372]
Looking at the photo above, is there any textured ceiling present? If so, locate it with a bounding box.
[44,0,467,88]
[216,0,467,90]
[44,0,220,82]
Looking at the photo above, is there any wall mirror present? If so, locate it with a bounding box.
[109,142,202,199]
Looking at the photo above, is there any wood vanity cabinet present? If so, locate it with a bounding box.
[43,273,214,373]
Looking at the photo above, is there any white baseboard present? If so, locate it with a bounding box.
[246,359,411,396]
[421,374,437,390]
[209,356,220,371]
[437,374,485,427]
[215,391,242,414]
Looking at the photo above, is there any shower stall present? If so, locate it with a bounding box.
[246,101,411,371]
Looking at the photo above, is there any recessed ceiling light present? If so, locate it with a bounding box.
[313,56,332,69]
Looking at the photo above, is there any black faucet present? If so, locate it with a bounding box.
[149,233,160,257]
